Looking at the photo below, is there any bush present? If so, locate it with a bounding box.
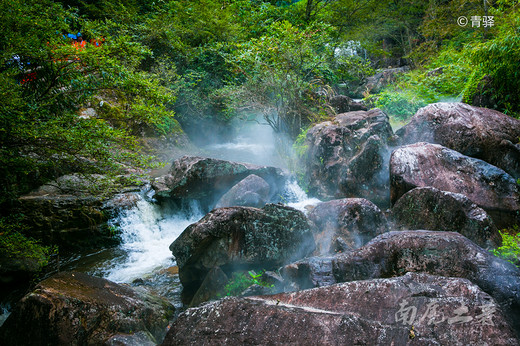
[223,270,273,297]
[0,215,54,270]
[366,43,471,120]
[369,90,429,119]
[491,226,520,268]
[464,7,520,117]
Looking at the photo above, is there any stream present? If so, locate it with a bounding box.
[17,120,320,315]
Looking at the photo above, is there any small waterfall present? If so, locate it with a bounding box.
[96,179,318,285]
[95,191,203,284]
[284,180,321,213]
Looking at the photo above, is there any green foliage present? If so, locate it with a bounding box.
[223,270,274,297]
[367,43,472,119]
[491,226,520,267]
[464,3,520,116]
[0,0,180,206]
[0,215,54,268]
[1,0,518,210]
[369,90,429,119]
[334,54,374,86]
[222,21,338,137]
[293,127,310,159]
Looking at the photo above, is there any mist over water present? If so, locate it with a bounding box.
[93,117,318,285]
[200,117,289,168]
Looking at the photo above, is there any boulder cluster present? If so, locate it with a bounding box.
[2,102,519,345]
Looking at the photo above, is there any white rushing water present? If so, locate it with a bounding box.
[98,179,319,284]
[98,193,203,283]
[97,118,319,284]
[284,180,321,213]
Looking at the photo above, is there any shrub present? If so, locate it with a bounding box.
[0,215,54,270]
[370,90,429,119]
[491,226,520,267]
[223,270,274,297]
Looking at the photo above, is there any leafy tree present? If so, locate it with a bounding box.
[222,21,337,137]
[0,0,177,207]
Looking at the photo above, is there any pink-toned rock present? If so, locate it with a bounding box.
[397,102,520,178]
[0,272,174,345]
[162,272,518,345]
[392,186,500,249]
[170,204,315,301]
[308,198,388,254]
[390,142,520,228]
[332,230,520,335]
[215,174,270,208]
[304,109,394,206]
[152,156,286,209]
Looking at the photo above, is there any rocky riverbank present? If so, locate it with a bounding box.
[1,102,519,344]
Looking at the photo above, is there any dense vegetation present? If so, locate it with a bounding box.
[369,0,520,119]
[1,0,519,268]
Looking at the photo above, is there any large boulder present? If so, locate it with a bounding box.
[390,142,520,228]
[332,230,520,335]
[0,272,174,345]
[397,102,520,178]
[304,109,394,206]
[162,272,518,345]
[307,198,388,254]
[392,187,501,249]
[170,204,315,299]
[15,175,142,252]
[215,174,270,208]
[152,156,286,210]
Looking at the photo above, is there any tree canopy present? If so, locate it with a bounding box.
[0,0,518,208]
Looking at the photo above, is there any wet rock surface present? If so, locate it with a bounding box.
[308,198,389,253]
[332,230,520,335]
[304,109,394,205]
[14,174,143,252]
[390,142,520,228]
[189,266,228,307]
[397,102,520,178]
[215,174,270,208]
[152,156,286,210]
[392,187,501,249]
[0,272,174,346]
[170,204,315,300]
[162,272,518,346]
[280,256,337,291]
